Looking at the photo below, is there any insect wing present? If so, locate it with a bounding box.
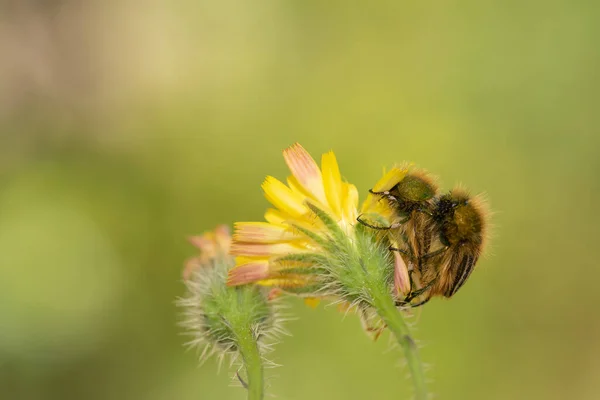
[446,253,477,297]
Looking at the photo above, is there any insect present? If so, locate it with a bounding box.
[402,188,489,307]
[358,170,489,308]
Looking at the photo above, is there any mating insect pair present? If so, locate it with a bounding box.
[358,170,489,308]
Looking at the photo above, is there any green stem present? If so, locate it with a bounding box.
[237,328,264,400]
[372,290,428,400]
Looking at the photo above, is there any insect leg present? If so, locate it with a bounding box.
[356,215,406,230]
[389,246,413,259]
[356,216,392,230]
[396,292,433,308]
[368,188,390,195]
[421,247,448,261]
[404,277,438,302]
[408,296,432,308]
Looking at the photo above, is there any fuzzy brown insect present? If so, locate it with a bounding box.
[406,188,489,306]
[358,171,489,308]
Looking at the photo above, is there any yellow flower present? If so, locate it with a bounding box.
[227,143,411,297]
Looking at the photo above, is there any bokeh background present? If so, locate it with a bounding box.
[1,1,599,399]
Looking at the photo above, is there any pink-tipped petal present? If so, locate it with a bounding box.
[283,143,327,204]
[393,251,411,297]
[234,222,299,243]
[188,235,214,252]
[183,257,202,280]
[267,288,284,300]
[214,225,232,251]
[287,175,313,199]
[230,242,306,257]
[227,261,270,286]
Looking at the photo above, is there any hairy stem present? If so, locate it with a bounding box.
[237,328,264,400]
[372,290,428,400]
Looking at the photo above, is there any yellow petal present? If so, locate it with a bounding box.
[360,167,408,214]
[287,175,314,200]
[372,167,408,192]
[235,255,268,265]
[262,176,308,217]
[283,143,328,204]
[264,208,288,225]
[321,151,343,218]
[341,183,359,223]
[303,297,321,308]
[267,205,327,239]
[256,276,312,288]
[234,222,299,243]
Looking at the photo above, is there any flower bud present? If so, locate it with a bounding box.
[178,225,285,369]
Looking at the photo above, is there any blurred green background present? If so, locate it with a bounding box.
[1,1,599,399]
